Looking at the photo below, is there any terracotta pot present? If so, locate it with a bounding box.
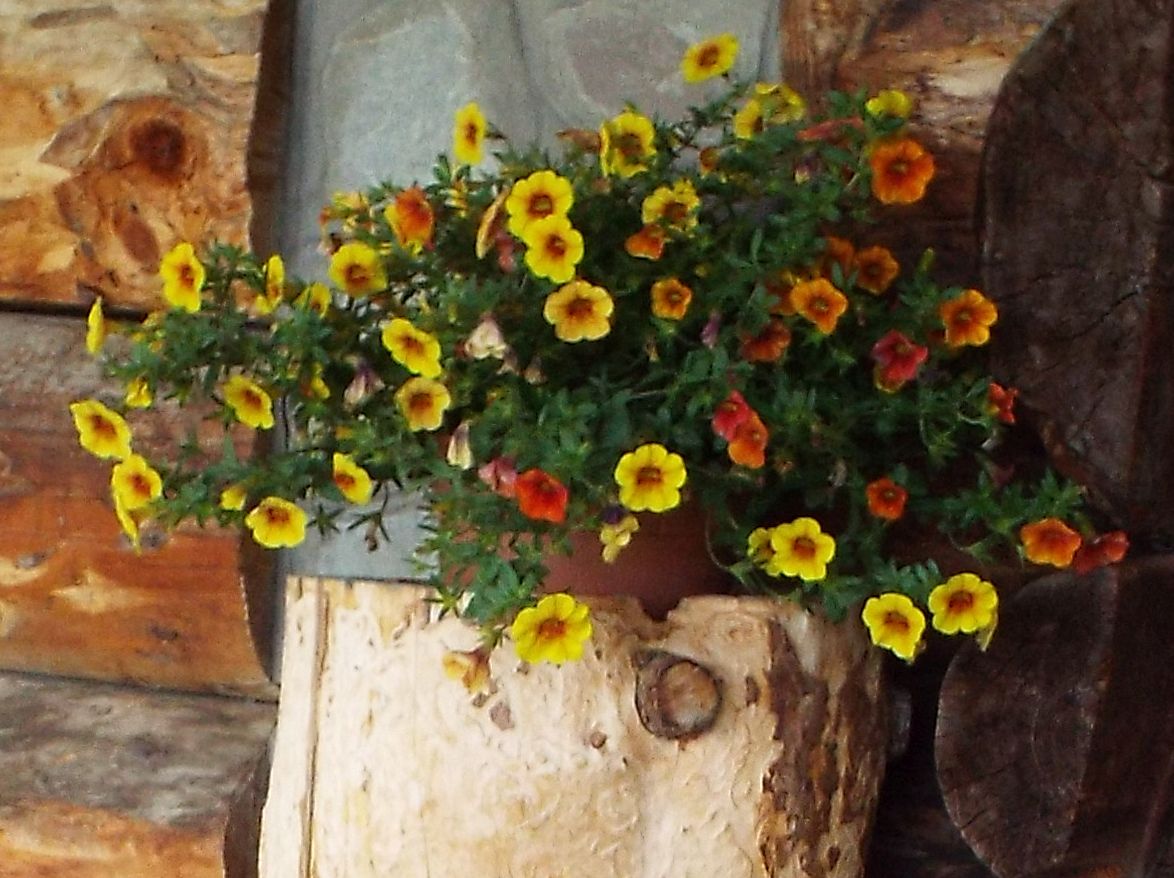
[541,503,737,619]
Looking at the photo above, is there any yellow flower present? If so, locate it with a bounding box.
[159,242,205,312]
[253,254,285,315]
[733,98,764,139]
[328,241,387,297]
[113,493,143,552]
[245,496,308,548]
[124,377,153,409]
[766,517,836,581]
[453,101,487,166]
[510,593,592,664]
[641,179,700,232]
[332,452,374,504]
[222,375,275,430]
[650,277,693,320]
[862,593,926,661]
[599,110,656,178]
[681,33,739,83]
[442,647,491,692]
[219,483,248,511]
[600,514,639,563]
[70,399,132,460]
[755,83,806,123]
[866,89,913,119]
[381,318,443,378]
[521,214,583,284]
[110,454,162,512]
[927,573,998,636]
[543,280,613,342]
[86,297,106,355]
[506,170,574,238]
[296,282,332,316]
[394,377,451,431]
[614,443,687,513]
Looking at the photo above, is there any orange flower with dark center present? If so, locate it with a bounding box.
[1071,531,1129,573]
[1020,517,1082,568]
[650,277,693,319]
[386,186,434,252]
[515,468,569,523]
[712,390,752,441]
[728,412,768,468]
[869,137,935,204]
[854,245,900,294]
[987,382,1018,424]
[940,289,998,347]
[866,477,908,521]
[740,318,792,362]
[625,224,666,260]
[790,278,847,334]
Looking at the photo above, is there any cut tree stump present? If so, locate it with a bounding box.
[935,558,1174,878]
[0,312,276,697]
[260,578,889,878]
[981,0,1174,541]
[0,671,275,878]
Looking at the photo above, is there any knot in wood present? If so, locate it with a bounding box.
[130,118,187,179]
[634,650,722,740]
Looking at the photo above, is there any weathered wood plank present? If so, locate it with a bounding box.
[0,671,274,878]
[0,311,275,697]
[0,0,282,310]
[260,578,888,878]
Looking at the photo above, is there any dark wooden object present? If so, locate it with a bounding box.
[982,0,1174,543]
[936,559,1174,877]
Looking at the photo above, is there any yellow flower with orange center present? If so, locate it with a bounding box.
[866,89,913,119]
[854,245,900,294]
[939,289,998,347]
[245,496,307,549]
[381,318,443,378]
[110,453,162,512]
[790,277,848,334]
[755,82,806,123]
[521,214,584,283]
[442,647,492,692]
[385,186,435,253]
[332,452,374,505]
[222,375,275,430]
[328,241,387,297]
[452,101,486,166]
[733,98,765,139]
[159,242,205,313]
[506,170,573,238]
[86,297,105,355]
[599,110,656,178]
[862,593,926,661]
[1020,517,1082,568]
[641,179,700,232]
[650,277,693,320]
[869,137,935,205]
[614,443,687,513]
[680,33,739,83]
[510,593,593,664]
[113,493,143,552]
[475,190,509,259]
[544,280,613,342]
[252,254,286,315]
[70,399,132,460]
[219,483,248,511]
[928,573,998,636]
[295,282,332,316]
[747,526,776,567]
[766,517,835,581]
[394,377,451,432]
[124,377,153,409]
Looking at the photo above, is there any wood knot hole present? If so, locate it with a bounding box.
[635,650,722,740]
[130,119,187,178]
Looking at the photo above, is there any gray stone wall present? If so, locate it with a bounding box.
[278,0,780,578]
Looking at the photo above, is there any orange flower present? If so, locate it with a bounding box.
[386,186,434,253]
[625,225,666,260]
[740,318,792,362]
[1072,531,1129,573]
[515,468,569,523]
[650,277,693,320]
[987,382,1018,424]
[1020,518,1082,568]
[728,412,768,468]
[854,245,900,294]
[821,235,855,280]
[790,278,847,334]
[869,137,935,204]
[866,477,908,521]
[940,289,998,347]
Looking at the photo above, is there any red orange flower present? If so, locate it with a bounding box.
[940,289,998,347]
[515,468,569,523]
[790,278,847,334]
[740,319,792,363]
[1020,517,1082,568]
[712,390,752,441]
[1071,531,1129,574]
[869,137,935,204]
[987,382,1018,424]
[728,412,768,468]
[854,245,899,294]
[386,186,434,253]
[866,477,908,521]
[625,225,666,260]
[871,330,928,391]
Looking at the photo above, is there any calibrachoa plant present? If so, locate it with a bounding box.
[73,34,1126,668]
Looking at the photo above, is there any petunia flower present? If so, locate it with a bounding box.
[222,375,275,430]
[866,477,908,521]
[86,297,105,355]
[865,89,913,119]
[740,318,791,363]
[754,82,806,123]
[328,241,387,296]
[442,647,491,692]
[599,110,656,177]
[614,443,687,512]
[465,313,511,361]
[861,593,926,661]
[766,517,836,581]
[870,330,928,391]
[650,277,693,320]
[394,377,452,431]
[295,282,332,316]
[543,280,614,342]
[113,492,144,552]
[712,390,752,441]
[1020,517,1082,568]
[70,399,133,460]
[515,468,569,523]
[928,573,998,635]
[940,289,998,347]
[728,412,768,468]
[1071,531,1130,573]
[625,224,666,260]
[506,170,573,238]
[521,214,584,283]
[747,526,777,568]
[600,512,640,562]
[641,179,700,233]
[124,377,152,409]
[790,277,848,334]
[446,420,474,470]
[159,242,205,312]
[386,186,435,253]
[987,382,1018,425]
[219,483,248,512]
[733,98,764,139]
[475,190,509,259]
[478,456,517,499]
[452,101,486,166]
[869,137,935,205]
[680,33,739,83]
[332,452,374,505]
[252,254,285,315]
[382,317,443,378]
[245,496,307,548]
[110,454,162,512]
[510,593,592,664]
[854,245,900,294]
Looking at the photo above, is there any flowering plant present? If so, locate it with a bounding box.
[72,35,1125,666]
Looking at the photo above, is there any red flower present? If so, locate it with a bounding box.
[870,330,928,390]
[866,477,908,521]
[728,412,768,468]
[515,468,569,523]
[1071,531,1129,573]
[740,319,792,363]
[712,390,752,441]
[988,382,1018,425]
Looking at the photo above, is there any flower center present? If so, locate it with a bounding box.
[636,465,663,487]
[537,618,567,641]
[345,264,370,287]
[884,611,909,633]
[888,159,909,177]
[530,194,553,217]
[810,296,830,315]
[664,201,688,223]
[697,44,720,69]
[91,416,116,439]
[616,133,642,160]
[410,392,434,413]
[463,122,479,144]
[243,389,263,410]
[179,265,195,287]
[791,536,816,559]
[130,474,151,497]
[954,308,973,325]
[265,506,290,526]
[544,234,567,259]
[566,296,593,319]
[335,472,356,491]
[947,592,975,613]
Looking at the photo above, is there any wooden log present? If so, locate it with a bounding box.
[260,578,889,878]
[0,0,286,311]
[0,311,276,697]
[981,0,1174,542]
[935,558,1174,877]
[0,671,275,878]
